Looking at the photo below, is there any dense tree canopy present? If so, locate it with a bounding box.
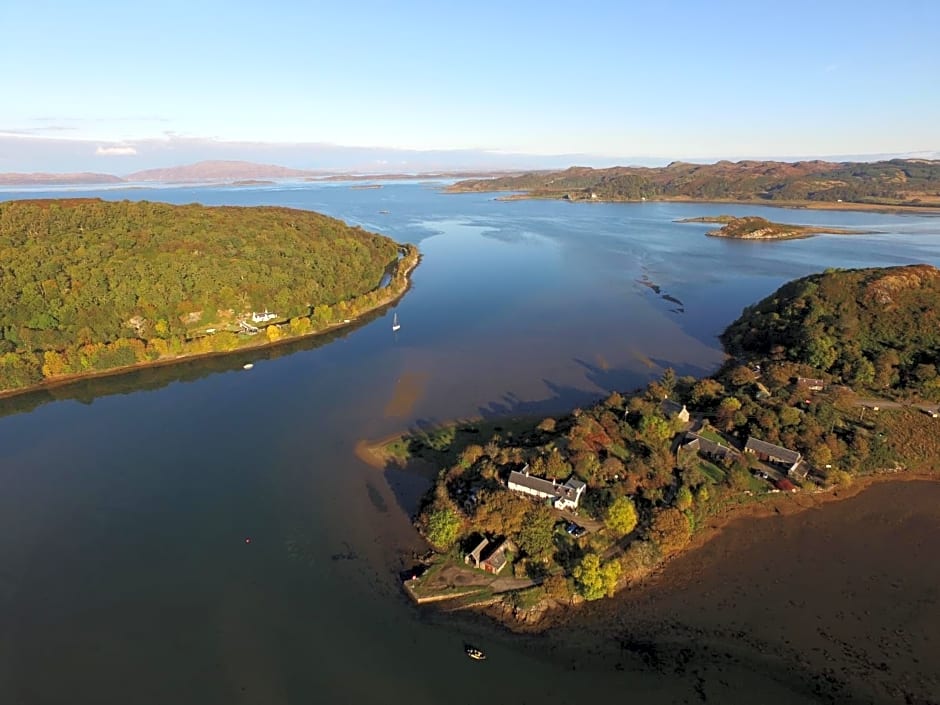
[0,198,405,390]
[604,496,638,536]
[573,553,620,600]
[722,265,940,399]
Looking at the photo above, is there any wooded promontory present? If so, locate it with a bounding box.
[0,198,411,392]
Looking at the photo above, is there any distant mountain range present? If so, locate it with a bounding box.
[126,160,320,182]
[0,161,321,185]
[0,160,519,186]
[0,171,125,186]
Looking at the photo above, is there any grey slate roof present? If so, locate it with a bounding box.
[565,477,587,492]
[661,399,687,417]
[745,437,801,465]
[508,470,584,503]
[682,433,739,460]
[481,541,508,572]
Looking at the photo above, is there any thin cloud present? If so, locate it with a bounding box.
[0,126,77,136]
[96,145,138,156]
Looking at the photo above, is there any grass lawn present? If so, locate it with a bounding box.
[696,426,727,445]
[877,408,940,473]
[697,458,726,484]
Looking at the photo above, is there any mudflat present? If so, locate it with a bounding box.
[555,479,940,704]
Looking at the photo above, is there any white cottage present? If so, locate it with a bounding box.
[507,465,587,510]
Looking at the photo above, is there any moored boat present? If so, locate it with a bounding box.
[465,646,486,660]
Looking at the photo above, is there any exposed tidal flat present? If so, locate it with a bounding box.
[1,182,939,704]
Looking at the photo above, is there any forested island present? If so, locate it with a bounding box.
[373,265,940,622]
[447,158,940,210]
[678,215,864,240]
[0,198,418,394]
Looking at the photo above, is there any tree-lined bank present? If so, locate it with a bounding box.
[0,198,417,395]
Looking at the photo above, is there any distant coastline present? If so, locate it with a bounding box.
[449,158,940,214]
[489,192,940,215]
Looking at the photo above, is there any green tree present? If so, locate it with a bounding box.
[660,367,676,397]
[715,396,742,430]
[778,406,801,427]
[544,449,572,479]
[690,378,725,406]
[604,496,638,536]
[639,415,672,447]
[517,505,556,560]
[425,507,461,550]
[675,485,693,511]
[573,553,620,600]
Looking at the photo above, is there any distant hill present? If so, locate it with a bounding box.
[722,265,940,398]
[449,158,940,208]
[0,172,123,186]
[126,160,320,182]
[0,161,515,185]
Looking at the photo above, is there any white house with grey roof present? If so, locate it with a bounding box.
[507,465,587,510]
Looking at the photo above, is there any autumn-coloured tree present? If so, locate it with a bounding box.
[650,507,692,555]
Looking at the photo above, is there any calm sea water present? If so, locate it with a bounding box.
[1,183,938,704]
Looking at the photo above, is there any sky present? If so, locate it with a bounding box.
[2,0,939,173]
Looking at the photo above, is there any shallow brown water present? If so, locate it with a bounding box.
[559,480,940,704]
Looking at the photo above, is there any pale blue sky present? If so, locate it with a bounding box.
[1,0,938,171]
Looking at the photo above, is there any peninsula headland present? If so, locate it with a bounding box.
[0,198,418,396]
[368,264,940,627]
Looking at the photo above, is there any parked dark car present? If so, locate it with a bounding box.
[565,522,586,537]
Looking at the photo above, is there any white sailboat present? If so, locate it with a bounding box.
[392,313,401,332]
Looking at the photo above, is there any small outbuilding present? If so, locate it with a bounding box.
[480,541,509,575]
[796,377,826,392]
[661,398,690,423]
[464,537,490,568]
